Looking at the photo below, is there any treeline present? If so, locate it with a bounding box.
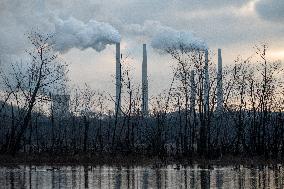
[0,32,284,160]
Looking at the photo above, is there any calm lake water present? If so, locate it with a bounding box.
[0,164,283,189]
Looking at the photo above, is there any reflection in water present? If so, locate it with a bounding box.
[200,169,210,189]
[84,166,89,188]
[142,169,149,189]
[0,164,284,188]
[9,171,14,189]
[114,167,122,189]
[215,170,223,189]
[155,168,161,189]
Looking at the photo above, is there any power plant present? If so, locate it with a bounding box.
[114,44,223,114]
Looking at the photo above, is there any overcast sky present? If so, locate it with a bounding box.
[0,0,283,98]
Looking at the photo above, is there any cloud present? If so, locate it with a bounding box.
[0,0,121,55]
[0,0,53,55]
[255,0,284,22]
[174,0,248,11]
[1,0,280,56]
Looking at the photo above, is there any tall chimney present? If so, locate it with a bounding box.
[217,48,223,112]
[115,43,121,115]
[190,70,196,114]
[142,44,148,116]
[204,49,209,113]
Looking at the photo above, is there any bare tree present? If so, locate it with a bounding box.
[2,31,68,155]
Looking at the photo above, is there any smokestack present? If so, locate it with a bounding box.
[190,70,196,114]
[217,48,223,112]
[142,44,148,116]
[204,49,209,113]
[115,43,121,115]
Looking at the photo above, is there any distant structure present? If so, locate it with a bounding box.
[51,94,70,117]
[115,43,121,115]
[112,42,223,115]
[142,44,149,116]
[204,49,209,113]
[217,48,223,112]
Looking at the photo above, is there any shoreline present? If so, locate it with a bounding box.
[0,154,283,167]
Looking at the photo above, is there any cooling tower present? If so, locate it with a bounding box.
[217,48,223,112]
[115,43,121,115]
[204,49,209,113]
[142,44,149,116]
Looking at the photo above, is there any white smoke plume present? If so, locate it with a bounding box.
[124,20,207,52]
[151,27,207,52]
[54,17,121,52]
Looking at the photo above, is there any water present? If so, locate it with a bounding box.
[0,164,283,188]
